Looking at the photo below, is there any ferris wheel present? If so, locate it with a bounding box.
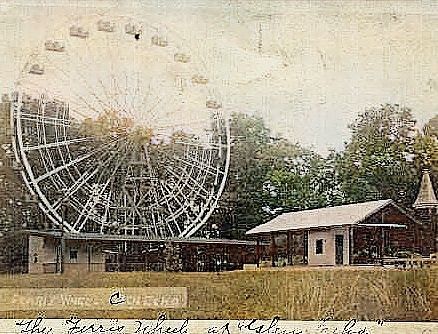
[10,14,230,238]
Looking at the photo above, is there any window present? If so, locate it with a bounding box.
[70,249,78,262]
[315,239,324,255]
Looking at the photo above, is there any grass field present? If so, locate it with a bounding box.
[0,266,435,320]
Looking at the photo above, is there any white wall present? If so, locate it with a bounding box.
[28,236,105,274]
[28,235,58,274]
[307,227,350,266]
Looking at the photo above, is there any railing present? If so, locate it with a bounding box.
[381,254,437,269]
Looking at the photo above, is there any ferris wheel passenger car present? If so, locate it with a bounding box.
[45,40,65,52]
[206,100,222,109]
[174,53,191,63]
[191,75,209,85]
[29,64,44,75]
[70,25,89,39]
[151,35,168,47]
[125,23,142,35]
[97,20,115,32]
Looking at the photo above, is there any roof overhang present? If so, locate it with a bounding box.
[357,223,407,228]
[20,230,260,246]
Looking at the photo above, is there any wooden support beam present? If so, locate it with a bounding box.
[286,231,291,266]
[381,226,385,266]
[270,233,276,267]
[292,233,295,265]
[349,227,354,265]
[303,230,308,265]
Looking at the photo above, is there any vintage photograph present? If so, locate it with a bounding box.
[0,0,436,328]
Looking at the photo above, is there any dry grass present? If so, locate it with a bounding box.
[0,266,435,320]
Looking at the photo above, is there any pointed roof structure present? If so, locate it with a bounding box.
[413,170,438,209]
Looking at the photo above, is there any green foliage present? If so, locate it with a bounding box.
[416,117,438,192]
[424,114,438,138]
[336,104,419,205]
[217,106,437,239]
[261,140,344,211]
[218,113,345,238]
[218,113,271,238]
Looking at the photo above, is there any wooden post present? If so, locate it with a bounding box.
[349,227,354,265]
[256,238,260,268]
[292,233,295,265]
[381,227,385,266]
[286,231,291,266]
[271,233,276,267]
[303,230,308,265]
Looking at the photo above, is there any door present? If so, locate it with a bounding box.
[335,235,344,265]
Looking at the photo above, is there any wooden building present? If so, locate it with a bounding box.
[246,199,428,266]
[22,230,263,274]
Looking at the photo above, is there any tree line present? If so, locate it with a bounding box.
[211,104,438,239]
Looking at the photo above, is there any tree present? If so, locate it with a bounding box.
[213,113,345,238]
[260,139,344,212]
[212,112,271,239]
[337,104,419,205]
[413,117,438,191]
[424,114,438,138]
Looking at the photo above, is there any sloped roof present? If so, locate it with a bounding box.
[414,170,438,209]
[246,199,395,235]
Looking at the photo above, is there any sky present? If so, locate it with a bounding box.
[1,0,438,155]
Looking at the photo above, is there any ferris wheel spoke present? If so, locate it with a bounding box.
[124,189,159,237]
[135,79,153,115]
[173,154,222,177]
[40,54,111,115]
[67,93,105,117]
[51,138,126,210]
[53,102,81,182]
[35,151,94,184]
[113,74,136,116]
[23,137,93,152]
[52,169,100,211]
[98,77,122,109]
[148,94,179,125]
[74,141,132,231]
[152,118,211,132]
[33,135,121,184]
[160,180,195,227]
[100,187,112,233]
[18,112,73,127]
[162,164,209,215]
[173,139,226,151]
[98,76,132,118]
[155,145,208,193]
[59,132,124,186]
[36,101,69,190]
[164,164,210,198]
[133,75,145,115]
[142,144,177,237]
[62,45,119,114]
[157,180,182,235]
[120,73,130,112]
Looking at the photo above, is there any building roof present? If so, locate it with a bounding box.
[21,230,260,246]
[246,199,405,235]
[413,170,438,209]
